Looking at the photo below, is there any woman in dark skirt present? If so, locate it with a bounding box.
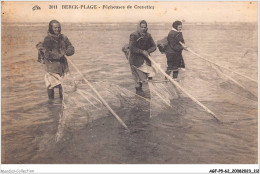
[165,20,187,79]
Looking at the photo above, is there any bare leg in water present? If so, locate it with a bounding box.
[47,88,54,99]
[47,85,63,99]
[58,85,63,99]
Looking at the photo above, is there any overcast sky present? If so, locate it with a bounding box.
[2,1,258,23]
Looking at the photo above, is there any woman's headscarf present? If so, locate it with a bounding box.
[172,20,182,30]
[48,20,61,35]
[137,20,148,36]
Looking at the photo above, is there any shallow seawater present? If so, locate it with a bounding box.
[1,22,258,164]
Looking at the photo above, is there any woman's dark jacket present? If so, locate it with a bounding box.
[129,31,156,67]
[43,34,75,75]
[166,30,184,54]
[165,30,185,70]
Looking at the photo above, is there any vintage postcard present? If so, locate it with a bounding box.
[1,1,258,173]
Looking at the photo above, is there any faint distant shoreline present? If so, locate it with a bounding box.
[2,21,257,26]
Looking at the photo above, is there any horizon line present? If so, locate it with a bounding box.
[2,21,258,24]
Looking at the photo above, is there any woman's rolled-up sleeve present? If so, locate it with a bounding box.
[147,36,157,54]
[64,36,75,56]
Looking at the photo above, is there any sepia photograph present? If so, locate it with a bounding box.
[1,0,258,173]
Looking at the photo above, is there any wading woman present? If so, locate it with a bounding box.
[165,20,187,79]
[37,20,75,99]
[128,20,157,91]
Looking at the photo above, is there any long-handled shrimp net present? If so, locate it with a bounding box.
[55,60,184,142]
[56,46,257,141]
[147,43,258,123]
[55,58,158,142]
[55,73,125,142]
[148,77,187,119]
